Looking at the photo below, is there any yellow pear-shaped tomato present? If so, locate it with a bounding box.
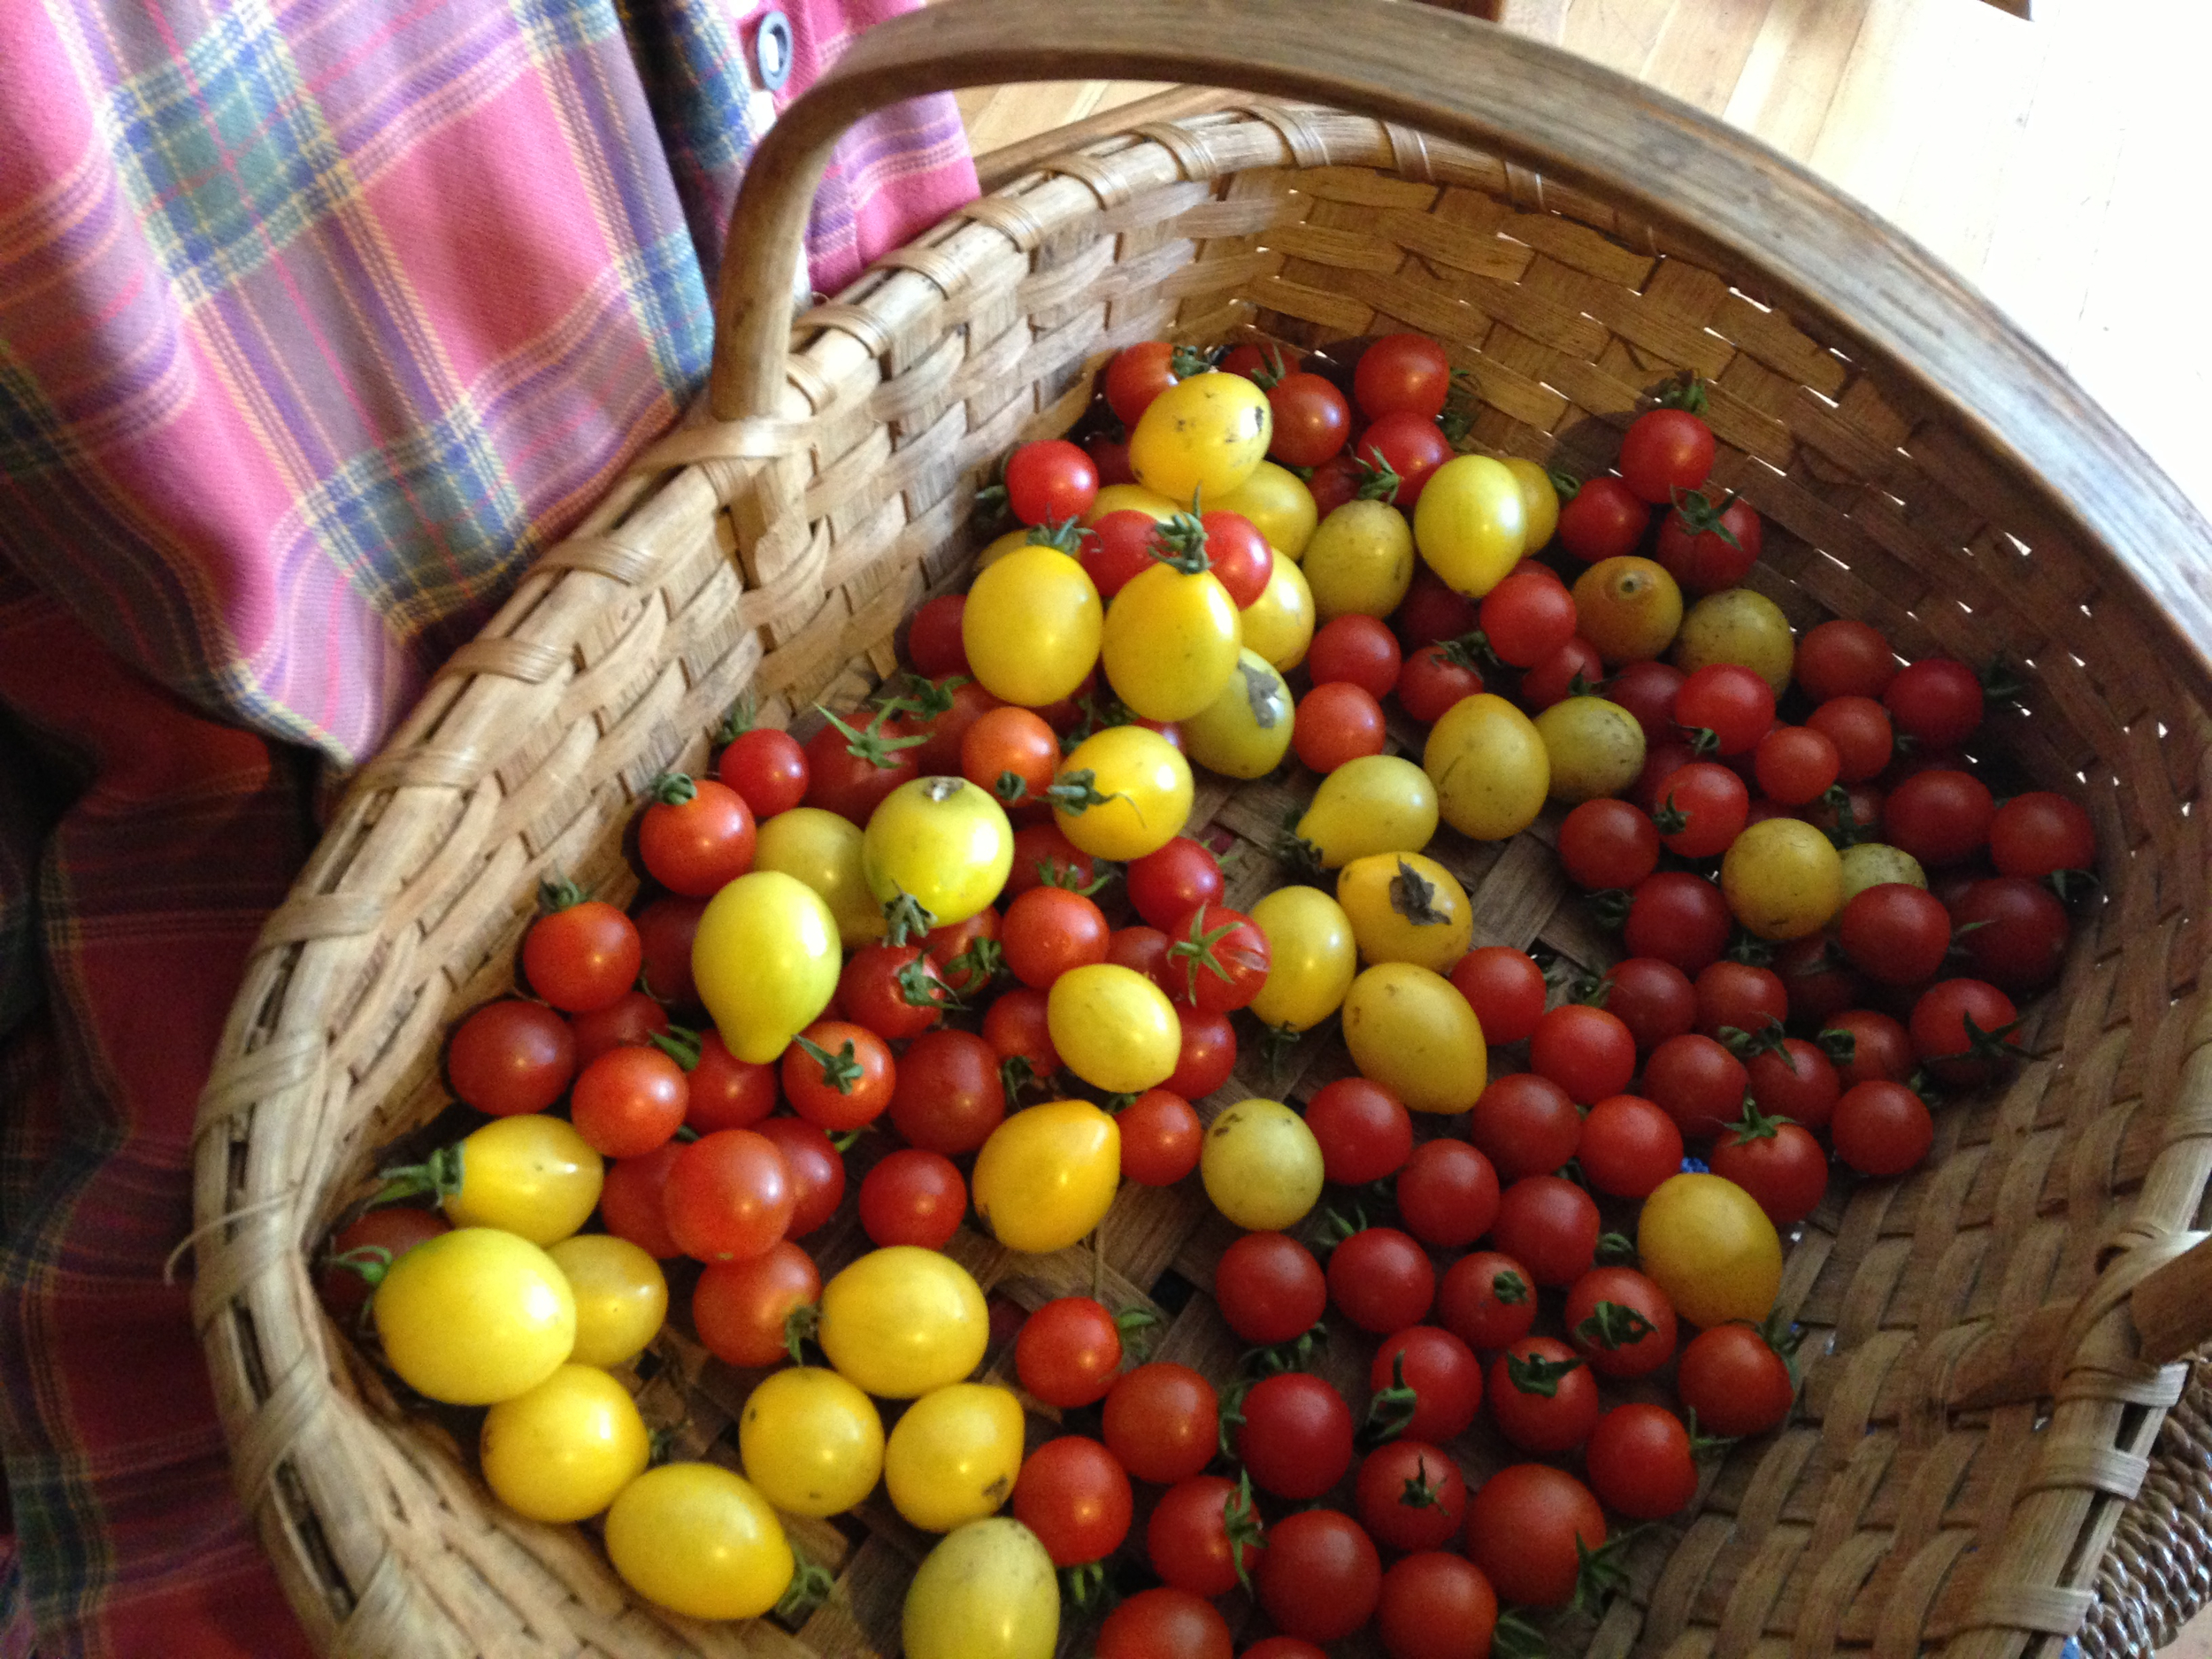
[1053,725,1194,861]
[1341,963,1487,1114]
[1102,556,1241,723]
[1179,650,1294,779]
[964,543,1102,707]
[819,1248,989,1400]
[374,1228,576,1405]
[904,1519,1060,1659]
[1130,372,1272,503]
[444,1115,603,1245]
[1239,548,1316,672]
[1048,965,1180,1094]
[1533,695,1647,804]
[1248,886,1357,1032]
[886,1383,1027,1532]
[1294,754,1439,868]
[1722,817,1844,941]
[864,776,1014,934]
[1215,459,1318,561]
[480,1363,650,1523]
[1424,693,1549,841]
[1838,841,1927,904]
[1084,482,1183,525]
[1503,456,1562,552]
[1414,454,1526,596]
[1302,500,1414,620]
[547,1233,667,1369]
[1337,852,1473,972]
[1202,1098,1325,1230]
[1673,587,1796,694]
[1573,556,1684,664]
[739,1365,885,1517]
[972,1100,1121,1254]
[605,1463,793,1621]
[694,866,844,1059]
[1639,1173,1783,1328]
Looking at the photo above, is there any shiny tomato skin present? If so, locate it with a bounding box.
[1643,1032,1749,1141]
[1436,1253,1536,1351]
[448,999,577,1118]
[1479,570,1578,667]
[1002,885,1110,990]
[1356,1440,1467,1554]
[1555,475,1648,564]
[1011,1435,1131,1569]
[1327,1226,1437,1335]
[691,1240,818,1367]
[1745,1037,1841,1133]
[598,1143,685,1259]
[1676,1323,1794,1436]
[1838,882,1953,986]
[1006,819,1104,901]
[1448,946,1548,1045]
[1377,1551,1499,1659]
[1755,724,1842,806]
[319,1207,449,1328]
[1557,797,1661,891]
[1578,1094,1684,1198]
[1147,1474,1264,1597]
[1832,1079,1934,1176]
[1618,406,1715,503]
[1126,837,1225,931]
[1655,492,1761,593]
[1157,903,1270,1015]
[1304,1077,1415,1185]
[1519,635,1608,710]
[1355,333,1453,419]
[1777,933,1868,1025]
[1004,439,1099,526]
[905,593,969,680]
[1464,1463,1606,1608]
[1268,371,1354,467]
[1394,641,1485,724]
[1394,1140,1501,1250]
[837,942,951,1041]
[752,1117,844,1238]
[1990,791,2096,881]
[640,778,757,897]
[1371,1325,1484,1442]
[1308,613,1403,698]
[1486,1335,1599,1454]
[1796,618,1896,703]
[1490,1176,1599,1287]
[1623,871,1732,975]
[1103,342,1180,427]
[1950,875,2070,990]
[1601,956,1698,1053]
[1695,959,1789,1041]
[1711,1113,1830,1225]
[802,716,914,826]
[1394,567,1478,648]
[1167,1008,1238,1099]
[1216,1231,1328,1346]
[523,900,642,1015]
[1528,1003,1636,1104]
[781,1020,895,1133]
[1884,768,1996,869]
[1015,1296,1126,1409]
[663,1128,793,1263]
[1808,695,1894,783]
[1824,1007,1913,1087]
[718,726,810,819]
[1096,1587,1232,1659]
[1294,682,1388,773]
[1237,1372,1355,1500]
[1884,657,1984,748]
[857,1149,966,1249]
[1255,1509,1383,1647]
[1586,1403,1699,1520]
[1356,411,1454,507]
[1469,1072,1581,1182]
[1118,1087,1202,1186]
[1104,1363,1219,1486]
[887,1028,1003,1155]
[569,990,668,1069]
[982,986,1060,1079]
[571,1045,689,1159]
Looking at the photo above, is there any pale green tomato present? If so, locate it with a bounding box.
[1102,561,1242,723]
[973,1098,1122,1253]
[1294,754,1440,868]
[1673,587,1795,695]
[1533,695,1647,803]
[480,1363,649,1522]
[1248,886,1357,1032]
[819,1247,989,1400]
[1337,852,1472,972]
[695,864,847,1056]
[1503,456,1562,552]
[374,1228,576,1406]
[1179,650,1294,779]
[1238,549,1316,672]
[1201,1098,1325,1230]
[1302,500,1414,620]
[739,1365,885,1517]
[443,1115,603,1245]
[864,776,1014,935]
[1342,963,1487,1114]
[1425,693,1549,841]
[1054,726,1194,861]
[546,1233,667,1369]
[1413,454,1526,596]
[1130,373,1272,503]
[1047,965,1181,1094]
[964,543,1102,707]
[904,1520,1060,1659]
[885,1383,1027,1532]
[1723,817,1843,941]
[605,1462,793,1620]
[1214,460,1318,560]
[1838,841,1927,903]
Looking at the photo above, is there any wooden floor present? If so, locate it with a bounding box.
[949,0,2212,520]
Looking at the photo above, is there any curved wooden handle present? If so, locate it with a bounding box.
[710,0,2212,699]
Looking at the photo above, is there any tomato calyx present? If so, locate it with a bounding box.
[1169,342,1215,380]
[1019,516,1086,558]
[373,1144,464,1208]
[1240,1322,1331,1379]
[1650,792,1691,836]
[1572,1532,1636,1617]
[1114,1304,1163,1363]
[1354,448,1405,503]
[1594,1232,1640,1267]
[649,772,700,807]
[794,1034,864,1095]
[999,1053,1045,1110]
[649,1025,703,1071]
[1573,1299,1658,1353]
[1680,722,1722,758]
[1503,1349,1586,1398]
[895,955,956,1014]
[537,874,590,914]
[1548,466,1583,502]
[323,1243,399,1290]
[1245,342,1294,391]
[1221,1469,1265,1594]
[943,934,1004,994]
[1397,1452,1451,1511]
[1256,1019,1302,1087]
[1166,907,1261,1004]
[1362,1352,1421,1446]
[1815,1025,1856,1066]
[1784,935,1851,982]
[817,704,927,771]
[1491,1267,1532,1305]
[1587,887,1633,931]
[1388,858,1452,926]
[880,888,937,946]
[1816,782,1871,849]
[1718,1018,1788,1059]
[2046,866,2101,902]
[1667,486,1743,548]
[1494,1610,1551,1659]
[1686,1406,1739,1462]
[1724,929,1777,967]
[781,1302,821,1366]
[1040,768,1128,826]
[1058,1562,1113,1611]
[1653,372,1709,415]
[1930,1008,2030,1072]
[773,1549,836,1624]
[1148,511,1215,575]
[714,693,758,744]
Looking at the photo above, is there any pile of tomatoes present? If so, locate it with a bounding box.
[323,325,2095,1659]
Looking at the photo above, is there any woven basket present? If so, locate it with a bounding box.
[190,3,2212,1655]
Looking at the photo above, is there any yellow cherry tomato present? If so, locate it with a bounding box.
[1673,587,1796,694]
[442,1115,603,1245]
[373,1228,576,1405]
[739,1366,885,1517]
[1294,754,1440,868]
[546,1233,667,1369]
[1047,968,1180,1094]
[1302,500,1414,620]
[819,1247,989,1399]
[1638,1172,1783,1328]
[1239,549,1315,672]
[1342,962,1487,1114]
[755,801,885,947]
[964,543,1102,707]
[1503,456,1561,552]
[1248,886,1357,1032]
[904,1519,1061,1659]
[1130,372,1272,503]
[1202,1098,1325,1230]
[1179,650,1294,779]
[864,776,1014,934]
[1085,482,1182,525]
[973,1099,1122,1253]
[1337,852,1473,972]
[1573,556,1684,664]
[1424,693,1549,841]
[1215,460,1318,561]
[605,1462,793,1621]
[1532,695,1647,803]
[1053,725,1194,861]
[1101,556,1241,723]
[1838,841,1927,904]
[1414,454,1526,596]
[1723,817,1844,941]
[696,863,848,1054]
[976,527,1033,572]
[886,1384,1026,1533]
[480,1363,649,1523]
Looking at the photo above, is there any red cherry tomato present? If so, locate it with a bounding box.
[1080,508,1166,601]
[982,985,1059,1080]
[1653,760,1748,858]
[1519,634,1608,710]
[1308,614,1402,698]
[887,1028,1003,1154]
[1016,1296,1131,1409]
[1478,570,1578,667]
[837,942,952,1041]
[319,1208,449,1328]
[1097,1587,1232,1659]
[691,1240,817,1366]
[1103,341,1182,427]
[1356,410,1454,507]
[1118,1087,1202,1186]
[1807,695,1893,783]
[905,594,969,680]
[1305,1077,1414,1185]
[1103,1363,1218,1485]
[1655,490,1760,592]
[1643,1032,1748,1141]
[1617,403,1715,503]
[1586,1403,1700,1520]
[1394,1141,1502,1251]
[1676,1323,1795,1436]
[522,895,642,1014]
[1622,871,1732,974]
[857,1148,965,1249]
[1255,1509,1382,1647]
[571,1045,688,1159]
[1126,837,1225,933]
[752,1116,843,1237]
[639,775,756,896]
[1294,681,1387,772]
[1754,724,1841,806]
[1674,664,1776,755]
[662,1128,793,1263]
[922,905,1003,997]
[1003,439,1098,526]
[1744,1034,1841,1133]
[1555,474,1648,564]
[1949,875,2070,990]
[1487,1335,1599,1454]
[1448,946,1547,1045]
[1601,956,1697,1053]
[599,1143,684,1259]
[1327,1226,1437,1335]
[1004,819,1103,900]
[1146,1474,1265,1597]
[1822,1007,1913,1087]
[1394,567,1478,648]
[780,1019,895,1133]
[1884,657,1984,749]
[1489,1176,1599,1287]
[1168,1009,1238,1099]
[1201,510,1275,610]
[1157,904,1270,1015]
[1578,1094,1683,1198]
[1884,768,1996,868]
[1990,791,2096,883]
[1695,958,1789,1040]
[1011,1435,1130,1571]
[1464,1463,1606,1608]
[1469,1072,1581,1182]
[1607,658,1687,741]
[447,999,576,1118]
[1356,1440,1467,1554]
[633,895,705,1012]
[1267,371,1355,467]
[718,725,810,819]
[568,990,667,1069]
[1832,1079,1935,1176]
[1528,1003,1636,1104]
[1557,797,1661,891]
[1796,618,1896,703]
[1776,932,1867,1025]
[1237,1371,1356,1499]
[1370,1325,1484,1442]
[1002,885,1110,989]
[1838,882,1953,986]
[1394,640,1485,724]
[1711,1103,1830,1225]
[1216,1231,1328,1347]
[1435,1252,1536,1350]
[1377,1551,1498,1659]
[1354,333,1453,419]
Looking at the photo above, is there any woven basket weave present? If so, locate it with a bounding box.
[190,4,2212,1655]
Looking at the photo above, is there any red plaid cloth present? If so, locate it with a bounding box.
[0,2,974,1653]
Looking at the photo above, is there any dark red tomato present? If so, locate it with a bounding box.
[1216,1231,1327,1346]
[1328,1226,1437,1335]
[1394,640,1486,723]
[905,593,969,680]
[1884,769,1995,869]
[1630,736,1697,813]
[1776,933,1867,1025]
[571,1046,688,1159]
[1655,490,1761,593]
[1242,1642,1328,1659]
[1557,797,1661,891]
[319,1207,449,1328]
[752,1116,844,1237]
[1356,410,1454,507]
[1005,819,1102,900]
[598,1143,684,1259]
[1200,510,1275,610]
[1104,1363,1219,1485]
[1087,429,1136,488]
[1712,1103,1830,1225]
[1838,882,1952,985]
[1148,1474,1265,1597]
[1012,1435,1131,1570]
[1490,1175,1600,1287]
[1256,1509,1383,1647]
[837,943,950,1041]
[1622,871,1732,974]
[1357,1440,1468,1554]
[1079,508,1164,601]
[1168,1009,1238,1100]
[1306,1077,1415,1185]
[856,1148,965,1249]
[691,1240,818,1367]
[663,1128,793,1263]
[1991,791,2096,883]
[1579,1094,1684,1198]
[448,999,576,1118]
[1479,571,1578,668]
[1395,1140,1502,1250]
[1126,837,1225,932]
[1556,474,1649,564]
[1004,439,1098,526]
[1309,613,1403,698]
[1239,1371,1356,1500]
[1832,1079,1935,1176]
[1528,1003,1636,1104]
[1306,452,1363,517]
[569,990,668,1068]
[1378,1551,1498,1659]
[1885,657,1984,749]
[1654,760,1749,858]
[910,677,1002,779]
[1371,1325,1485,1442]
[1118,1087,1203,1185]
[1159,904,1270,1014]
[781,1020,895,1133]
[982,985,1060,1080]
[1797,618,1896,703]
[522,897,642,1015]
[1016,1296,1128,1409]
[633,895,705,1011]
[1355,333,1453,419]
[1108,924,1172,984]
[1103,342,1182,427]
[1586,1403,1699,1520]
[1519,634,1608,710]
[1436,1253,1536,1350]
[1618,404,1715,503]
[1807,695,1893,783]
[1394,567,1478,648]
[1950,876,2069,990]
[805,707,922,826]
[718,725,810,821]
[1563,1266,1678,1379]
[1674,664,1775,756]
[1644,1032,1749,1141]
[1268,371,1355,467]
[1745,1035,1840,1133]
[1755,724,1842,807]
[639,776,756,896]
[1822,1008,1912,1088]
[1002,885,1110,989]
[1469,1072,1580,1181]
[922,905,1002,997]
[887,1028,1003,1154]
[1676,1323,1795,1436]
[1465,1463,1606,1609]
[1222,340,1305,380]
[1294,681,1388,772]
[1589,956,1687,1063]
[1097,1586,1233,1659]
[1449,946,1548,1045]
[1695,958,1788,1041]
[1605,658,1686,743]
[1488,1333,1599,1455]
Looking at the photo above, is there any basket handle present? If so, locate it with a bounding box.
[709,0,2212,695]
